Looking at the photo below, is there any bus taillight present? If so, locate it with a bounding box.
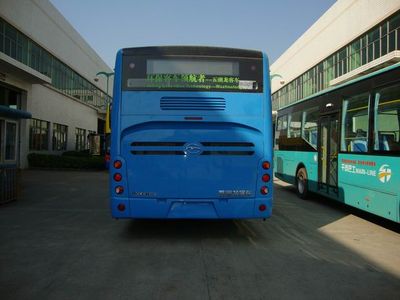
[262,161,270,169]
[262,174,270,182]
[114,160,122,169]
[114,173,122,182]
[115,186,124,194]
[259,204,267,211]
[117,203,126,211]
[260,186,268,195]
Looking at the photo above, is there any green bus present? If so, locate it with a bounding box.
[274,62,400,223]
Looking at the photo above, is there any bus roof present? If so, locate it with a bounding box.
[277,62,400,110]
[121,46,263,58]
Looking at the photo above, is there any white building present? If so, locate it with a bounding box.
[271,0,400,110]
[0,0,113,169]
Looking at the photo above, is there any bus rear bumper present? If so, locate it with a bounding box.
[111,197,273,219]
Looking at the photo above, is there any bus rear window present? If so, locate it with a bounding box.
[122,56,263,92]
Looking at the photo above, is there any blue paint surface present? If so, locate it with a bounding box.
[110,50,273,219]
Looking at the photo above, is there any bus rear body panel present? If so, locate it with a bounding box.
[111,197,272,219]
[110,47,273,219]
[112,92,272,219]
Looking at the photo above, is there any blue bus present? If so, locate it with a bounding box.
[274,62,400,223]
[110,46,273,219]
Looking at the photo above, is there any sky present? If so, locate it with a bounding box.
[49,0,336,69]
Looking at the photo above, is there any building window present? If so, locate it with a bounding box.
[4,23,17,59]
[374,84,400,152]
[0,19,4,53]
[272,10,400,110]
[53,123,68,151]
[348,39,361,71]
[0,85,21,109]
[341,93,370,152]
[75,128,86,151]
[0,16,111,109]
[87,130,96,149]
[29,119,49,150]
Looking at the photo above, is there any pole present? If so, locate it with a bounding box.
[96,71,114,104]
[106,76,109,102]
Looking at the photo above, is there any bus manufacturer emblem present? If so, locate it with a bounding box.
[184,143,203,156]
[378,164,392,183]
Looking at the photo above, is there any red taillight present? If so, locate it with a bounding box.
[114,160,122,169]
[115,186,124,194]
[259,204,267,211]
[117,203,126,211]
[262,161,270,170]
[262,174,271,182]
[114,173,122,182]
[260,186,268,195]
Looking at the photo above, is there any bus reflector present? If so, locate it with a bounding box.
[114,160,122,169]
[114,173,122,182]
[117,203,126,211]
[262,174,270,182]
[259,204,267,211]
[115,186,124,194]
[260,186,268,195]
[262,161,270,169]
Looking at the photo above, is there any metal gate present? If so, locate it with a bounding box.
[0,164,18,204]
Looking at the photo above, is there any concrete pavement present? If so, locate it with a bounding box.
[0,170,399,299]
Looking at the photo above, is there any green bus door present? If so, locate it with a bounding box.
[318,114,339,196]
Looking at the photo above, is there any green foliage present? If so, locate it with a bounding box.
[61,150,90,157]
[28,153,105,170]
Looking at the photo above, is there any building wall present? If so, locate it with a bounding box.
[271,0,400,93]
[16,83,98,168]
[28,85,97,138]
[0,0,112,91]
[0,0,113,168]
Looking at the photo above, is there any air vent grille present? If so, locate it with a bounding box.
[160,97,226,111]
[130,141,254,156]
